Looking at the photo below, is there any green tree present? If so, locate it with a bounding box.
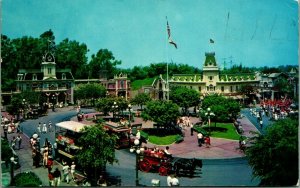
[273,77,293,98]
[142,100,180,128]
[12,172,42,187]
[55,38,89,78]
[246,118,298,186]
[95,97,114,116]
[88,49,121,79]
[74,83,106,106]
[170,86,199,115]
[76,123,118,185]
[201,94,241,122]
[130,93,152,110]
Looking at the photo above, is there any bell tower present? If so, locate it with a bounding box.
[41,52,57,80]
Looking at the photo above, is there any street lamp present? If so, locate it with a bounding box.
[10,157,17,185]
[22,99,26,119]
[51,95,56,112]
[128,104,132,127]
[112,102,118,122]
[130,139,144,186]
[205,107,215,135]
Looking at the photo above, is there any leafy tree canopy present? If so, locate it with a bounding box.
[88,49,121,79]
[76,123,118,183]
[74,83,106,101]
[201,94,241,122]
[142,100,180,127]
[246,118,298,186]
[130,93,152,110]
[170,86,200,115]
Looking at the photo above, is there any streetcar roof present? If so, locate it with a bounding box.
[56,121,88,133]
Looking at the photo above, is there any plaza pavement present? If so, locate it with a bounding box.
[2,107,259,186]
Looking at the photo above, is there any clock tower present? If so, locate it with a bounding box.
[41,52,57,80]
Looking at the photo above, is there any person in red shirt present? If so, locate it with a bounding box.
[205,136,211,148]
[47,156,53,173]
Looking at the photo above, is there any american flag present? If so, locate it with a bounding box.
[166,19,177,49]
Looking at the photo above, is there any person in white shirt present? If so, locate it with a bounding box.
[62,162,70,183]
[197,132,203,146]
[170,174,180,186]
[70,161,76,181]
[167,175,172,186]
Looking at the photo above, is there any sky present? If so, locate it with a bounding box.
[2,0,299,69]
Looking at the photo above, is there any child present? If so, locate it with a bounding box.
[205,136,211,148]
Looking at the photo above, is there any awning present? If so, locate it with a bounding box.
[56,121,89,133]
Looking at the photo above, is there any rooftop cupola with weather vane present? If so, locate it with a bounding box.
[202,52,220,88]
[41,52,57,80]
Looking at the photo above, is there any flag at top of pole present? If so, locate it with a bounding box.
[166,17,177,49]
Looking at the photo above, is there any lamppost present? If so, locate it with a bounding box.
[51,95,56,112]
[10,157,17,185]
[128,104,132,127]
[112,102,118,122]
[130,139,144,186]
[22,99,26,119]
[205,107,215,135]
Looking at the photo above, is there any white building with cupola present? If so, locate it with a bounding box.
[151,52,260,101]
[15,52,75,105]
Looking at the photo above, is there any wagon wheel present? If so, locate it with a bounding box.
[139,159,152,172]
[158,166,169,176]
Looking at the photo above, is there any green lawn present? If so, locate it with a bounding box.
[147,134,180,145]
[201,123,240,140]
[131,77,155,90]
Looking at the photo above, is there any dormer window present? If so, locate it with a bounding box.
[62,73,66,80]
[17,74,23,80]
[33,74,37,81]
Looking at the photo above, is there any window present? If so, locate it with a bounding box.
[48,68,52,74]
[230,86,233,92]
[62,73,66,80]
[221,86,224,92]
[209,76,213,81]
[198,86,201,91]
[33,74,37,81]
[190,86,192,89]
[236,86,239,91]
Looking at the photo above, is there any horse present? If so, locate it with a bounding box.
[173,158,202,177]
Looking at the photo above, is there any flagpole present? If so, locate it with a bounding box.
[166,16,169,101]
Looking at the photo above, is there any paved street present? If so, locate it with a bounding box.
[2,107,260,186]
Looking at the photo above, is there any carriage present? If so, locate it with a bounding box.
[138,147,203,177]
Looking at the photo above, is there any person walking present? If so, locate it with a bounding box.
[205,136,211,148]
[53,168,61,186]
[3,124,8,140]
[11,136,16,150]
[70,161,76,181]
[167,175,172,186]
[48,171,54,186]
[42,122,48,134]
[16,134,22,149]
[37,122,42,134]
[190,123,194,136]
[259,119,263,129]
[62,162,70,183]
[48,121,52,132]
[197,132,203,147]
[170,174,180,186]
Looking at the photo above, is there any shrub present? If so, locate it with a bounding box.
[12,172,42,187]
